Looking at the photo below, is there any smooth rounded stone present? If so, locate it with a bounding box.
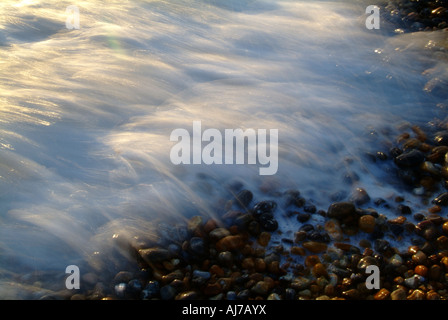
[189,237,207,256]
[394,149,425,167]
[113,271,134,285]
[235,189,253,208]
[226,291,237,300]
[312,263,328,278]
[251,281,270,295]
[397,204,412,215]
[404,274,425,289]
[139,248,173,263]
[350,188,371,206]
[264,292,280,300]
[258,214,279,232]
[374,239,391,253]
[342,289,360,299]
[412,250,427,264]
[307,230,331,243]
[209,228,231,241]
[218,251,233,266]
[389,254,403,267]
[252,200,277,217]
[141,281,160,300]
[257,231,271,247]
[357,256,378,271]
[414,265,428,277]
[297,212,311,222]
[160,285,177,300]
[324,219,343,241]
[204,282,222,296]
[434,131,448,146]
[176,291,199,300]
[443,222,448,235]
[303,205,317,213]
[407,289,425,300]
[437,235,448,249]
[390,288,407,300]
[236,289,250,300]
[432,192,448,206]
[192,270,211,284]
[290,277,312,291]
[359,215,376,233]
[216,235,244,252]
[303,241,328,253]
[429,265,442,280]
[374,288,390,300]
[327,202,356,220]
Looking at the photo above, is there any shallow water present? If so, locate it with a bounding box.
[0,0,447,298]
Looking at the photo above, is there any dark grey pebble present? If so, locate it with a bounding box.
[141,281,160,300]
[394,149,425,167]
[189,237,207,256]
[432,192,448,206]
[434,131,448,146]
[252,200,277,217]
[327,202,356,220]
[297,212,311,222]
[160,285,177,300]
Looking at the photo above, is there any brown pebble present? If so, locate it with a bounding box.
[254,258,266,272]
[429,265,442,280]
[242,257,255,270]
[342,289,360,299]
[324,284,335,296]
[257,232,271,247]
[389,216,407,224]
[407,289,425,300]
[359,215,376,233]
[443,222,448,235]
[441,256,448,270]
[437,236,448,250]
[374,288,390,300]
[216,235,244,252]
[305,255,321,267]
[414,265,428,277]
[267,261,280,274]
[204,219,219,233]
[303,241,328,253]
[359,239,372,248]
[204,282,222,296]
[290,246,306,256]
[312,263,328,278]
[412,251,427,265]
[428,206,442,213]
[334,242,356,252]
[324,219,343,241]
[294,231,307,243]
[210,264,225,277]
[390,288,407,300]
[426,290,440,300]
[251,281,269,295]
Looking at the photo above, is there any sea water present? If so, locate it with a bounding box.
[0,0,447,298]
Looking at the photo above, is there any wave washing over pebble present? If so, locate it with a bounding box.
[0,0,447,299]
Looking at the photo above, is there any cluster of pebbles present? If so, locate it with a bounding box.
[379,0,448,32]
[66,136,448,301]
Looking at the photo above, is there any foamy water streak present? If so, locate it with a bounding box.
[0,0,447,298]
